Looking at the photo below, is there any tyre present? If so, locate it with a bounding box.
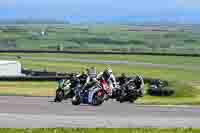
[54,89,64,102]
[92,92,104,106]
[72,95,81,105]
[115,96,121,102]
[119,99,124,103]
[129,96,138,103]
[129,99,134,103]
[118,96,124,103]
[116,89,122,97]
[138,89,144,97]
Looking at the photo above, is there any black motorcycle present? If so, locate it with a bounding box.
[114,75,144,103]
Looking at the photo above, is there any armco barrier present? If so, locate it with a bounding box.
[0,76,71,81]
[0,75,159,84]
[21,69,70,76]
[0,69,165,84]
[0,50,200,57]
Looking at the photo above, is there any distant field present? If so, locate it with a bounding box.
[0,24,200,53]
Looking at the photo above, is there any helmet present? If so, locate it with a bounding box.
[105,67,113,76]
[71,73,77,79]
[81,68,87,75]
[135,75,143,84]
[88,67,97,78]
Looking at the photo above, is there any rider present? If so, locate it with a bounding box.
[97,67,117,96]
[118,73,127,86]
[81,67,98,91]
[76,68,88,86]
[134,75,144,97]
[57,79,66,89]
[69,73,81,92]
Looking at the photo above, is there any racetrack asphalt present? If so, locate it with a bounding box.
[0,96,200,128]
[0,55,199,71]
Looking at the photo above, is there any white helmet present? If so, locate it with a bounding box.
[105,67,113,75]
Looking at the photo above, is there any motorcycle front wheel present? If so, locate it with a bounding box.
[72,95,81,105]
[129,96,138,103]
[92,91,104,106]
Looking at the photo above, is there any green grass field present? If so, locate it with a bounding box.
[0,128,200,133]
[1,24,200,53]
[0,81,56,97]
[1,52,200,66]
[16,58,200,81]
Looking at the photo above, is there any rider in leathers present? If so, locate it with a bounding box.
[134,75,144,97]
[81,67,98,92]
[97,67,117,97]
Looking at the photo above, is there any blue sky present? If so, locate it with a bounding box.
[1,0,200,23]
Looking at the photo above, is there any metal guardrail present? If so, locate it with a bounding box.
[0,69,165,84]
[21,69,70,77]
[0,76,71,81]
[0,75,159,84]
[0,69,73,81]
[0,50,200,57]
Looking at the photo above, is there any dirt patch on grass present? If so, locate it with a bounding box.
[0,86,17,89]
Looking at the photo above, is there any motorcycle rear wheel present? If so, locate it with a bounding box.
[54,89,64,102]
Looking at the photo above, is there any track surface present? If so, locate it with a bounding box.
[0,96,200,128]
[0,56,199,71]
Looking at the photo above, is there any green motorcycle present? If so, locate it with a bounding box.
[54,79,75,102]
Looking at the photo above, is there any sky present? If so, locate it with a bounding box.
[1,0,200,23]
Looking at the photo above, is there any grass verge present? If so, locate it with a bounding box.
[0,81,56,97]
[137,81,200,105]
[1,52,200,66]
[18,59,200,81]
[0,81,200,105]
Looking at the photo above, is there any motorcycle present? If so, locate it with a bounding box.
[54,79,76,102]
[71,78,110,106]
[54,72,88,102]
[115,75,144,103]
